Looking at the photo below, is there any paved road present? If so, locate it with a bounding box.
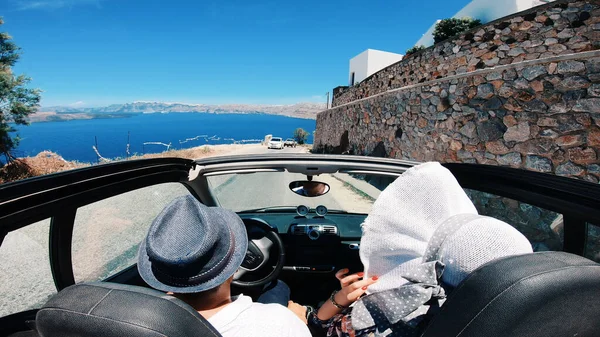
[206,144,375,213]
[214,143,311,156]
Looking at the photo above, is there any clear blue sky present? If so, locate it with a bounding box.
[1,0,470,107]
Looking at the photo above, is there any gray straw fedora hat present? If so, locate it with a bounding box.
[137,195,248,293]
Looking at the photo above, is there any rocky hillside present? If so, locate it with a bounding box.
[35,101,326,121]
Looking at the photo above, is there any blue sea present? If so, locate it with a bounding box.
[11,113,316,163]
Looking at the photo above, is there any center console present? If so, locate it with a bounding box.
[283,217,341,272]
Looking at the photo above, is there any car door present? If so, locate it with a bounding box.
[0,158,195,335]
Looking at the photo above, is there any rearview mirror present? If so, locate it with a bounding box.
[289,181,330,197]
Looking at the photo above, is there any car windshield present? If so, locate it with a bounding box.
[207,171,396,214]
[272,138,282,141]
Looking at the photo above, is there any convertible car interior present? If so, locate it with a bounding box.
[1,154,599,336]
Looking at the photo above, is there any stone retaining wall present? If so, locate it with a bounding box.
[332,0,600,107]
[315,51,600,181]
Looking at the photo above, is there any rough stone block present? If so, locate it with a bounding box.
[540,129,559,138]
[504,122,532,142]
[557,28,575,39]
[476,83,495,99]
[457,149,473,159]
[497,152,523,166]
[584,175,599,183]
[567,147,597,164]
[514,78,530,89]
[548,44,568,53]
[503,115,518,127]
[588,84,600,97]
[558,120,585,133]
[556,161,585,176]
[557,76,591,91]
[586,58,600,73]
[556,134,584,147]
[477,119,507,141]
[450,140,462,151]
[459,122,477,138]
[522,65,548,81]
[530,80,544,92]
[572,98,600,113]
[503,68,518,80]
[504,98,524,112]
[498,84,516,98]
[589,128,600,146]
[515,90,536,102]
[588,74,600,83]
[557,60,586,74]
[525,155,553,172]
[486,140,510,155]
[508,48,526,56]
[574,113,591,127]
[523,99,548,113]
[486,72,503,81]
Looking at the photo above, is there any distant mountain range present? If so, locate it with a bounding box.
[34,101,326,122]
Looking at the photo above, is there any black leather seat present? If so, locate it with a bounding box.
[35,282,222,337]
[422,251,600,337]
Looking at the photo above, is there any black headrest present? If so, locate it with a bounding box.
[36,282,222,337]
[422,252,600,337]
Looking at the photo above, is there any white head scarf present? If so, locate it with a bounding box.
[359,162,477,293]
[436,216,533,287]
[353,162,534,334]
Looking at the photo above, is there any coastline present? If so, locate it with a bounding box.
[0,143,311,184]
[28,110,318,124]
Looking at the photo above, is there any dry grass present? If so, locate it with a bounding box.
[129,145,232,160]
[0,151,89,184]
[0,144,248,184]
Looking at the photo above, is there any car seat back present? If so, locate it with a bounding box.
[422,251,600,337]
[36,282,222,337]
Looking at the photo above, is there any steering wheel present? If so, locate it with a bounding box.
[232,218,285,288]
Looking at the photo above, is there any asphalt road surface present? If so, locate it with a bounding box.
[207,144,376,213]
[216,143,310,156]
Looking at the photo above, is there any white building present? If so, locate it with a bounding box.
[348,49,404,86]
[414,0,554,47]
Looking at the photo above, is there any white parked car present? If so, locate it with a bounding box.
[284,138,297,147]
[268,137,284,149]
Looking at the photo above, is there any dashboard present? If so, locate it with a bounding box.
[238,205,366,275]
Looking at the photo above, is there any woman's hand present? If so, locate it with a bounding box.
[315,268,378,321]
[333,268,378,307]
[287,300,308,324]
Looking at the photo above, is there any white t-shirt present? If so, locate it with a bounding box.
[208,295,311,337]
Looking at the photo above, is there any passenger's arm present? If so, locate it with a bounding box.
[315,268,377,321]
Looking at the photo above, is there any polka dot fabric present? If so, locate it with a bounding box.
[359,162,477,294]
[351,261,446,335]
[422,213,482,263]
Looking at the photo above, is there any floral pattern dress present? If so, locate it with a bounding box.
[308,309,375,337]
[306,261,446,337]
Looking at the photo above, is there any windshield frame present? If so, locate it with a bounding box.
[193,154,413,214]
